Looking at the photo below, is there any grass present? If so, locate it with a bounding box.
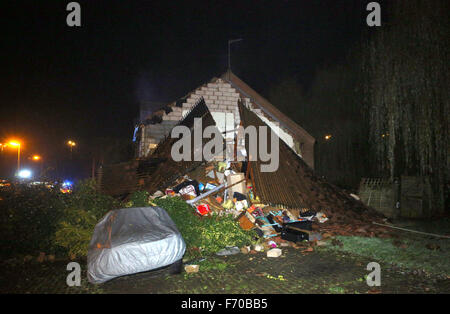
[322,235,450,276]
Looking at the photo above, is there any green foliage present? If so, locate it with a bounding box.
[53,209,99,257]
[63,179,120,219]
[53,179,120,257]
[128,190,150,207]
[197,257,231,272]
[328,286,346,294]
[0,183,255,260]
[0,183,67,257]
[154,197,256,258]
[0,179,120,258]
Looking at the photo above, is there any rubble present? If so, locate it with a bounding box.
[216,246,240,256]
[185,265,199,273]
[267,248,282,258]
[240,246,250,254]
[254,244,264,252]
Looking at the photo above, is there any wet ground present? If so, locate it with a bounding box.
[1,245,449,294]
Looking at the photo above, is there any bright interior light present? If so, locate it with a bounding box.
[18,169,32,179]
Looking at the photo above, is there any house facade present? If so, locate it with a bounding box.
[135,70,315,169]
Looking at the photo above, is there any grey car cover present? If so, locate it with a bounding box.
[87,206,186,284]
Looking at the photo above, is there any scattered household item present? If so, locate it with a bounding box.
[204,183,217,190]
[281,220,313,243]
[186,183,225,205]
[216,246,240,256]
[150,190,164,199]
[217,161,228,172]
[316,212,328,223]
[222,199,234,209]
[233,192,246,201]
[281,227,309,243]
[235,199,248,211]
[207,170,225,183]
[267,240,277,248]
[227,173,246,199]
[237,213,255,230]
[254,244,264,252]
[196,204,211,216]
[165,188,175,196]
[174,180,200,196]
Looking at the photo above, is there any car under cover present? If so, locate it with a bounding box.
[87,206,186,284]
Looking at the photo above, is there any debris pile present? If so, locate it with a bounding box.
[148,153,390,254]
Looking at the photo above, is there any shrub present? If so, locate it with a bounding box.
[127,190,150,207]
[0,183,67,257]
[53,180,120,257]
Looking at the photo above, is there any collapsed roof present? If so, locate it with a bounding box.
[99,98,222,196]
[237,99,377,220]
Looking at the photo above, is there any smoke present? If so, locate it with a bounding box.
[135,72,156,109]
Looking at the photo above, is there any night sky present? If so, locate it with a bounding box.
[1,0,371,178]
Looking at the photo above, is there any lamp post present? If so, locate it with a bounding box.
[8,141,21,174]
[67,140,76,159]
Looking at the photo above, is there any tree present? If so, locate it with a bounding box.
[361,0,449,214]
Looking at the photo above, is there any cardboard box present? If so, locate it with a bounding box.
[227,173,246,199]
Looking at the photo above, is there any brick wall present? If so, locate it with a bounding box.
[139,77,303,162]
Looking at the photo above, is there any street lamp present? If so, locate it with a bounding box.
[31,155,43,177]
[67,140,76,159]
[8,141,21,173]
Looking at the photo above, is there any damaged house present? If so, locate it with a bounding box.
[134,70,315,170]
[99,70,379,226]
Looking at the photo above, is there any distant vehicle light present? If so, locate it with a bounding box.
[62,180,73,187]
[0,179,11,187]
[60,180,73,193]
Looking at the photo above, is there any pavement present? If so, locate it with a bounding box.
[1,246,449,294]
